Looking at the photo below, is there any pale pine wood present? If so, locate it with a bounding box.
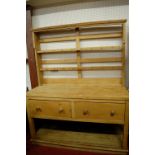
[122,100,129,149]
[30,112,125,125]
[33,19,127,32]
[76,27,82,78]
[26,84,128,100]
[37,48,76,54]
[80,46,122,52]
[34,20,125,84]
[39,32,121,43]
[27,114,35,138]
[79,25,122,32]
[27,100,72,118]
[79,32,122,40]
[42,78,122,85]
[42,57,122,64]
[31,128,128,154]
[74,101,125,124]
[28,20,129,152]
[28,98,125,104]
[37,46,122,54]
[26,98,35,138]
[121,23,126,86]
[42,58,76,64]
[32,32,43,85]
[27,99,126,124]
[40,35,75,43]
[40,66,122,71]
[34,128,122,149]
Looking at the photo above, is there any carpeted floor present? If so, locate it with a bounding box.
[26,135,114,155]
[27,143,114,155]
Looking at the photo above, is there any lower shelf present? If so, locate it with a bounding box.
[31,128,128,154]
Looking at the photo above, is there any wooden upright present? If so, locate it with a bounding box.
[27,19,129,154]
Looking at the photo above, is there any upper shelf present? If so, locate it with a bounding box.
[33,19,127,33]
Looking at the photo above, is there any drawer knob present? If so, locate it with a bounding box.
[36,107,42,112]
[110,111,115,116]
[59,108,64,113]
[83,110,89,115]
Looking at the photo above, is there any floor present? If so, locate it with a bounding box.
[27,142,114,155]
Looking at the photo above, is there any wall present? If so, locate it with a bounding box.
[29,0,129,87]
[32,0,129,28]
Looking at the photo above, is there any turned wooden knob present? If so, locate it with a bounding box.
[110,111,115,116]
[36,107,42,112]
[58,108,64,113]
[83,110,89,115]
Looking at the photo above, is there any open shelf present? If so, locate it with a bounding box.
[31,119,128,154]
[37,46,122,54]
[34,128,121,147]
[33,20,126,82]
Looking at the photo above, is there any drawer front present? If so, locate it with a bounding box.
[27,100,71,118]
[74,102,125,124]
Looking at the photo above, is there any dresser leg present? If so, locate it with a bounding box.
[27,99,36,138]
[122,123,128,149]
[27,116,36,138]
[122,101,129,149]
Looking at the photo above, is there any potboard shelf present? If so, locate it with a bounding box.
[31,128,128,154]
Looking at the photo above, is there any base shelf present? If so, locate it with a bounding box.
[31,128,128,154]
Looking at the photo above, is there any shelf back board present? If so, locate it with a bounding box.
[32,19,127,86]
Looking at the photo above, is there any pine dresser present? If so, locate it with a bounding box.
[27,19,129,155]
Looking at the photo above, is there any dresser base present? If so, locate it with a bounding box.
[31,128,128,155]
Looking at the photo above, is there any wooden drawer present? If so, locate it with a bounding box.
[27,100,72,118]
[73,102,125,124]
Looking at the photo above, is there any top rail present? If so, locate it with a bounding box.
[33,19,127,33]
